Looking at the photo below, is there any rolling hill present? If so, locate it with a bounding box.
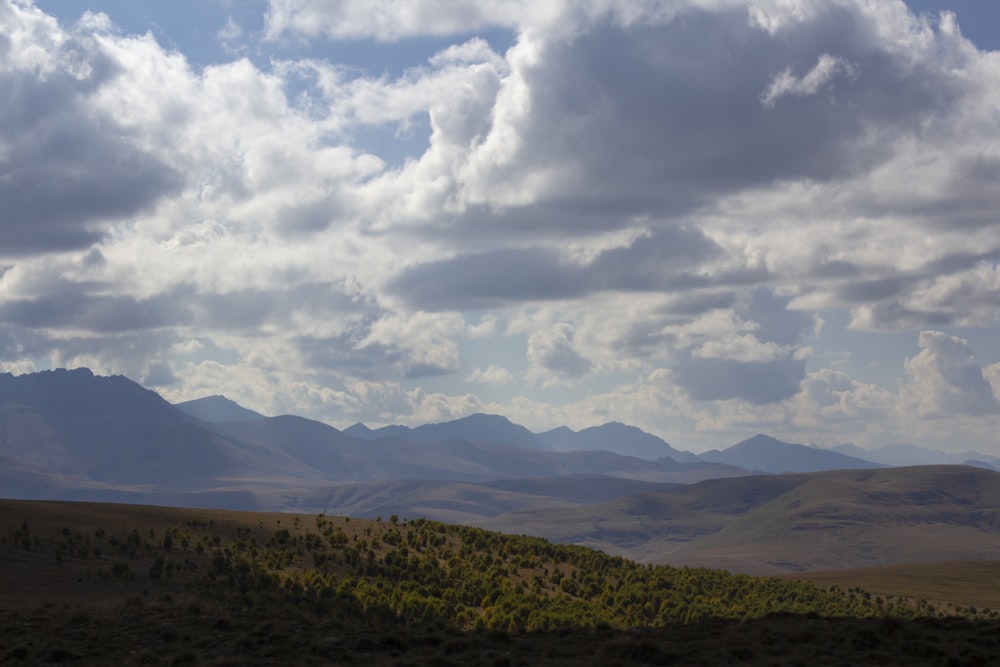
[6,499,998,666]
[290,475,679,524]
[482,465,1000,574]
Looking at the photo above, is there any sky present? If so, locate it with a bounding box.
[2,0,1000,454]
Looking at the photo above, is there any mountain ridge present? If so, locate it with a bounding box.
[701,433,882,473]
[346,412,699,462]
[175,395,266,422]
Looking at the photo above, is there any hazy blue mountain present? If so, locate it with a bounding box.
[220,414,695,484]
[1,370,701,501]
[0,369,256,485]
[831,442,1000,467]
[962,459,997,471]
[346,413,697,462]
[701,434,882,473]
[826,443,873,460]
[175,395,265,422]
[1,368,180,421]
[537,422,699,462]
[345,413,543,449]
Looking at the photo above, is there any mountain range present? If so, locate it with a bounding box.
[4,368,1000,573]
[345,415,702,462]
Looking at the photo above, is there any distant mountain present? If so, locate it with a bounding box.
[175,395,265,422]
[0,369,253,486]
[345,413,543,449]
[1,370,708,505]
[700,434,882,473]
[831,442,1000,468]
[347,413,696,462]
[537,421,699,462]
[1,368,181,421]
[222,413,683,484]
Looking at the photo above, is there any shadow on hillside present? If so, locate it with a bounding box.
[3,603,999,666]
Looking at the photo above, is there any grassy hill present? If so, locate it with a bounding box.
[292,475,678,524]
[482,465,1000,573]
[5,499,1000,665]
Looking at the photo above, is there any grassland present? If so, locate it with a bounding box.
[482,465,1000,574]
[3,499,1000,665]
[788,561,1000,613]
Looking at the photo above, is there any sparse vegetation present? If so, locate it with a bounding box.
[2,499,1000,665]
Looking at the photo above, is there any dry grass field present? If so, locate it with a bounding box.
[788,560,1000,613]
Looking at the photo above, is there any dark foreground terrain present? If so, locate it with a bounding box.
[6,602,1000,666]
[3,499,999,666]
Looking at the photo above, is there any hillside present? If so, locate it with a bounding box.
[3,499,999,665]
[291,475,679,524]
[667,466,1000,573]
[482,466,1000,574]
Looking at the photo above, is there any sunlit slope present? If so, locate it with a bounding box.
[0,497,940,624]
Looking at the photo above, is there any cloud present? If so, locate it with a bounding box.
[264,0,530,41]
[902,330,1000,417]
[387,226,725,310]
[0,359,36,375]
[450,2,960,219]
[526,324,592,387]
[464,365,514,384]
[761,53,857,107]
[653,290,815,404]
[674,355,806,404]
[0,2,182,256]
[3,0,1000,453]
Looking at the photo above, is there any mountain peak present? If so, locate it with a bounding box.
[174,395,265,423]
[0,367,179,420]
[739,433,781,446]
[703,433,882,473]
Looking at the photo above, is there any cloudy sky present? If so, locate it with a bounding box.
[2,0,1000,453]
